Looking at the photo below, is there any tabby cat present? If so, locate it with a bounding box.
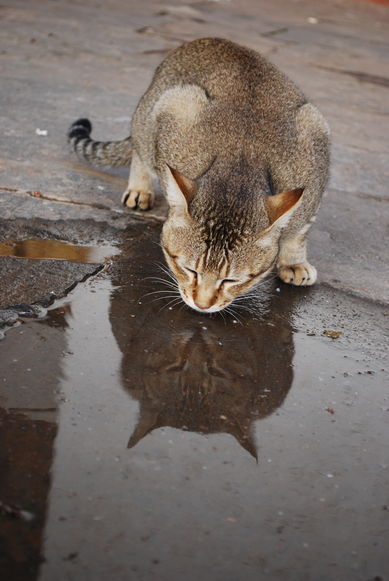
[68,38,330,313]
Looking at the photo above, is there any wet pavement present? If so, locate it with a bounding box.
[1,222,388,581]
[1,0,389,580]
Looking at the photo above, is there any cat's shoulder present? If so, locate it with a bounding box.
[296,103,331,137]
[153,85,209,119]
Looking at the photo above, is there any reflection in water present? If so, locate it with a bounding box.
[0,239,119,264]
[0,308,68,580]
[110,224,297,458]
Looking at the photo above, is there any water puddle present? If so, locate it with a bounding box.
[1,221,388,581]
[0,238,120,263]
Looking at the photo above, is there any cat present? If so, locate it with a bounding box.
[68,37,330,313]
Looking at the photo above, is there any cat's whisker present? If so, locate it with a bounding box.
[234,291,264,301]
[141,289,180,299]
[236,281,277,301]
[230,305,245,319]
[234,292,273,305]
[141,294,180,304]
[156,261,170,272]
[258,289,276,296]
[142,294,181,308]
[154,272,178,287]
[144,274,176,283]
[158,296,183,313]
[155,262,177,280]
[234,294,258,302]
[150,295,181,305]
[255,281,273,290]
[217,308,228,325]
[252,283,275,293]
[255,276,277,288]
[224,305,244,325]
[142,285,179,296]
[143,276,178,289]
[159,270,178,285]
[235,305,261,316]
[232,302,256,313]
[231,295,272,318]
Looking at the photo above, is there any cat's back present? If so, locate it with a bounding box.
[149,38,306,115]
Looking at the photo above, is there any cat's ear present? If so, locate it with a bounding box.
[256,188,304,245]
[164,165,197,221]
[265,188,304,228]
[127,409,159,449]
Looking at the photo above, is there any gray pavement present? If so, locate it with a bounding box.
[0,1,388,580]
[1,0,388,303]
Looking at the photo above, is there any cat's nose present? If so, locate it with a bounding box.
[193,300,212,311]
[194,300,211,310]
[193,282,217,310]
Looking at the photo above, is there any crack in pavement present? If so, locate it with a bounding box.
[314,65,389,88]
[0,187,165,222]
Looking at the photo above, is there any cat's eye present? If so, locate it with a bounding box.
[221,278,239,286]
[184,266,197,278]
[248,271,265,280]
[163,247,178,260]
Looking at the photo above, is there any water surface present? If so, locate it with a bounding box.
[1,222,387,581]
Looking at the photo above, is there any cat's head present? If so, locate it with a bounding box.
[161,166,303,313]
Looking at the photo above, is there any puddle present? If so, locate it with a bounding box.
[0,239,119,263]
[0,222,388,581]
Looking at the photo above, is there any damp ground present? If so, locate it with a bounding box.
[1,221,388,581]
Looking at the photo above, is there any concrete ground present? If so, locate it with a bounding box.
[0,1,388,580]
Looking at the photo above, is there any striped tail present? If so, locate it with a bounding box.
[67,118,132,168]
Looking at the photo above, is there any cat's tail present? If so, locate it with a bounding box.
[67,118,132,168]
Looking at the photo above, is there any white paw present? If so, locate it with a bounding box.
[121,189,154,210]
[278,262,317,286]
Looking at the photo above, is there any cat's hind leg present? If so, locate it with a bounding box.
[122,149,154,210]
[277,225,317,286]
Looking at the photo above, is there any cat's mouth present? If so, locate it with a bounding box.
[179,289,229,313]
[187,299,226,314]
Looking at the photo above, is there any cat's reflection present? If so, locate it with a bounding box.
[109,226,297,458]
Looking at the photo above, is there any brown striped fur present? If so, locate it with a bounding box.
[68,38,330,313]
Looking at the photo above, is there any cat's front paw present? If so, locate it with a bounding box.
[277,262,317,286]
[121,189,154,211]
